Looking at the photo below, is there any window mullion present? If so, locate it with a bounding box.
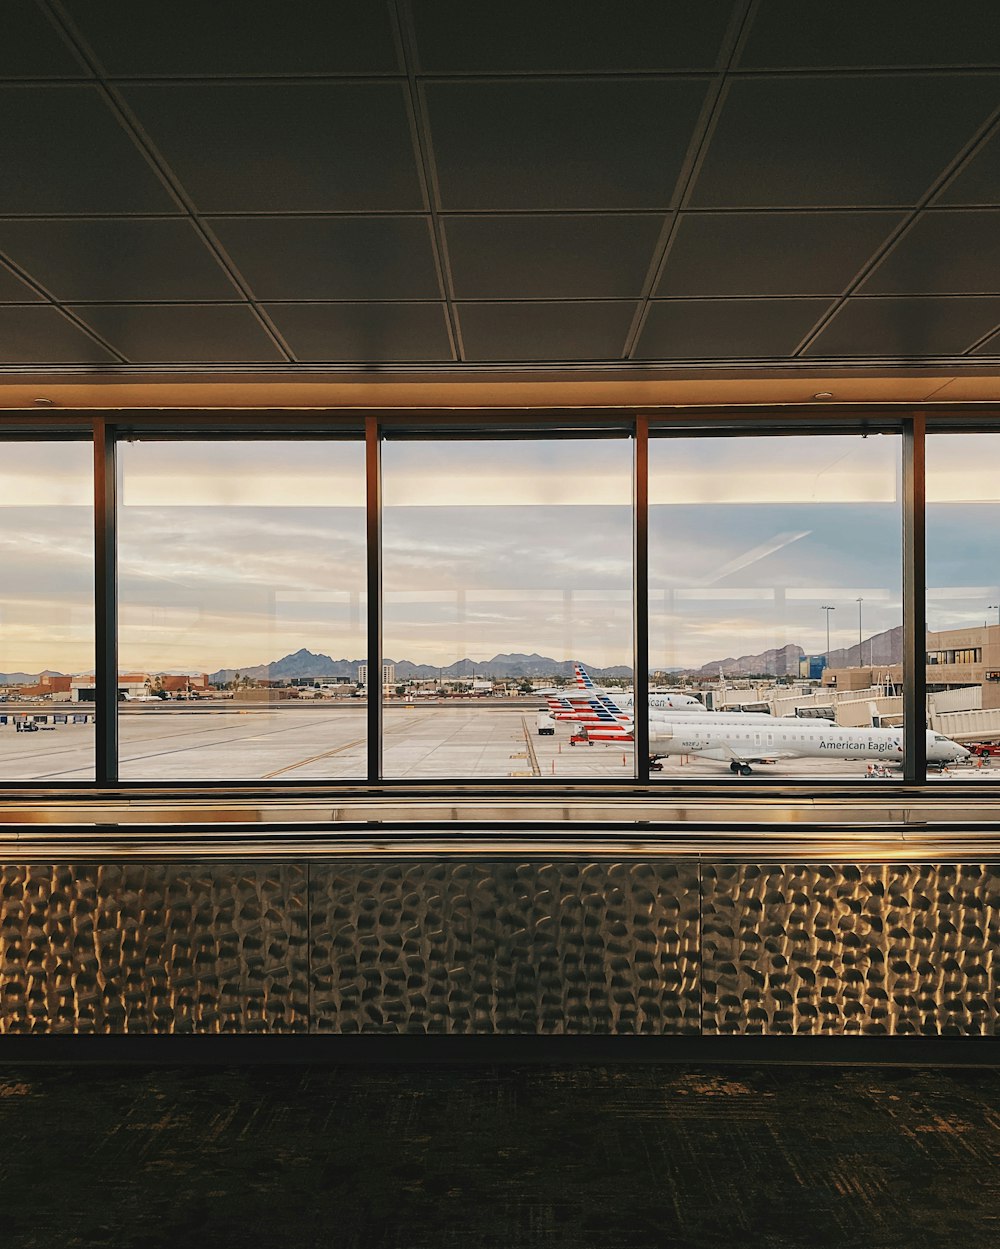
[903,412,927,782]
[366,416,383,782]
[93,419,118,785]
[634,415,649,782]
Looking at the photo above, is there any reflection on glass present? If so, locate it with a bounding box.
[0,442,94,781]
[117,440,365,780]
[648,434,912,780]
[927,434,1000,773]
[382,438,633,778]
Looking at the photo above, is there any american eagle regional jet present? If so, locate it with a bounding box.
[556,664,968,775]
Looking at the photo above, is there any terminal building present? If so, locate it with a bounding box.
[824,625,1000,702]
[1,4,999,1244]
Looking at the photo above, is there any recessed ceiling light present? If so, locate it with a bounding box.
[813,392,834,400]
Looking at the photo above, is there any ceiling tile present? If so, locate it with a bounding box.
[121,83,424,212]
[0,218,238,301]
[413,1,736,72]
[739,0,1000,68]
[70,304,285,363]
[0,264,43,303]
[636,299,831,358]
[691,75,1000,208]
[63,0,399,76]
[0,306,116,363]
[2,1,87,77]
[0,85,175,213]
[658,212,903,297]
[263,303,453,362]
[426,80,708,210]
[971,328,1000,355]
[444,215,664,299]
[937,129,1000,206]
[804,296,1000,356]
[860,210,1000,295]
[209,217,440,300]
[457,301,634,361]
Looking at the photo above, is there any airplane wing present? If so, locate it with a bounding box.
[684,742,797,764]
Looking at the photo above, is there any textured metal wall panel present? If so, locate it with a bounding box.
[702,864,1000,1037]
[0,864,308,1034]
[310,860,701,1034]
[3,859,999,1036]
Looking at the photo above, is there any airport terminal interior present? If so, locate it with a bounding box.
[3,2,1000,1244]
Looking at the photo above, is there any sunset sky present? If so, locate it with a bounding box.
[1,432,997,675]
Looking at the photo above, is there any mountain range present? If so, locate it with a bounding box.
[0,628,907,686]
[0,669,65,685]
[687,625,903,678]
[207,650,635,684]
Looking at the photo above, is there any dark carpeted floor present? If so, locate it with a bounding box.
[1,1063,998,1248]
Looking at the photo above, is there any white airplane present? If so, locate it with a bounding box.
[562,664,968,773]
[545,662,796,726]
[543,691,805,727]
[582,716,967,775]
[571,662,704,711]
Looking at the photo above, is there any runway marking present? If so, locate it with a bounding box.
[520,717,541,777]
[31,711,368,779]
[261,713,436,778]
[260,736,365,778]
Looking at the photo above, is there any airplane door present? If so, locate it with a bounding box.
[753,731,762,750]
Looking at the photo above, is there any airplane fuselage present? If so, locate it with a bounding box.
[586,718,967,768]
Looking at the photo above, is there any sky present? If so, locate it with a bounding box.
[1,432,998,675]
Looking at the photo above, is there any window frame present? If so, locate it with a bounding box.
[0,403,996,795]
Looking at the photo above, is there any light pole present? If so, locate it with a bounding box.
[856,597,864,666]
[821,605,835,660]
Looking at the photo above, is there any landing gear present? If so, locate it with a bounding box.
[729,761,740,773]
[738,763,753,776]
[649,759,663,772]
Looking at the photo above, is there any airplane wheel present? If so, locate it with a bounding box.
[729,761,740,773]
[739,763,753,776]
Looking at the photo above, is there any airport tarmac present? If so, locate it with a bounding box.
[0,704,991,783]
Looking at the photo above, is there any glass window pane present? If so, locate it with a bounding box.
[381,437,633,779]
[647,432,925,781]
[117,439,366,780]
[0,441,94,781]
[926,432,1000,773]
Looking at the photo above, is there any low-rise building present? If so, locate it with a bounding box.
[821,623,1000,708]
[357,663,395,688]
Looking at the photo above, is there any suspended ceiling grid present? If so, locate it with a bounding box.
[0,0,999,404]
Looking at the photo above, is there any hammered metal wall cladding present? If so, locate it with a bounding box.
[4,860,1000,1036]
[0,864,309,1035]
[309,861,701,1034]
[702,864,1000,1037]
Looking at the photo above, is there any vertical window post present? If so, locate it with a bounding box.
[366,416,382,781]
[93,419,118,784]
[634,415,649,781]
[903,412,926,782]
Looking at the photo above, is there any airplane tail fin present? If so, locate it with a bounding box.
[573,660,629,717]
[573,662,596,690]
[547,693,631,723]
